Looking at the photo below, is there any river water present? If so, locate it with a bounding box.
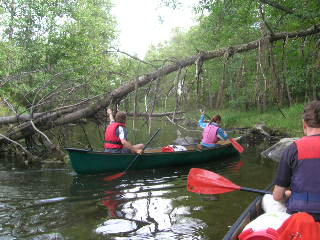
[0,119,279,239]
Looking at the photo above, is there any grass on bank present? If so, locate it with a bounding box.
[206,103,305,137]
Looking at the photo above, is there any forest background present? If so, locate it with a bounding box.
[0,0,319,156]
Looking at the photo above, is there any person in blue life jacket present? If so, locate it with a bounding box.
[104,108,144,154]
[273,100,320,221]
[198,110,229,148]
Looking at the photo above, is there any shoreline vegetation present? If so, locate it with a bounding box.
[192,103,304,137]
[1,103,304,137]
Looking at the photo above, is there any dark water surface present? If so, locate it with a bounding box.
[0,120,278,239]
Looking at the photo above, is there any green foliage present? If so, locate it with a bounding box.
[0,0,117,109]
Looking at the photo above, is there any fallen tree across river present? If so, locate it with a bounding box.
[0,24,319,161]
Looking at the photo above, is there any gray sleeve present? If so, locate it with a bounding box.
[117,126,128,140]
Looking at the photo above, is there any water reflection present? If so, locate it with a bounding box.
[67,157,242,239]
[0,145,277,239]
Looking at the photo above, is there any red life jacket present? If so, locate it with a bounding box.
[277,212,320,240]
[287,136,320,214]
[104,122,126,149]
[296,136,320,160]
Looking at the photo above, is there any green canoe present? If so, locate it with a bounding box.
[66,140,239,175]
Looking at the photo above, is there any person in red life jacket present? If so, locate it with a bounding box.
[273,100,320,221]
[104,108,144,154]
[198,111,229,148]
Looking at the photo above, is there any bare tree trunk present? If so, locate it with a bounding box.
[180,69,187,109]
[195,55,204,107]
[282,39,293,106]
[148,76,161,132]
[270,43,283,105]
[259,19,270,112]
[208,77,213,109]
[257,40,269,113]
[133,82,138,130]
[173,68,182,121]
[234,57,246,107]
[216,59,227,109]
[255,58,261,110]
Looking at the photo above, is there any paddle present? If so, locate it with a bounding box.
[187,168,271,195]
[203,113,244,153]
[104,128,161,181]
[228,137,244,153]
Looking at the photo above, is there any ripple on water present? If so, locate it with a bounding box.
[96,219,138,234]
[171,217,207,234]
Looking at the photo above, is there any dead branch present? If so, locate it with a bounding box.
[107,47,157,67]
[30,120,53,145]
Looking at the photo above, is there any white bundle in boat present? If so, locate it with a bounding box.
[162,145,187,152]
[243,194,290,232]
[170,145,187,151]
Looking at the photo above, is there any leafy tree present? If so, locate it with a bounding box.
[0,0,117,111]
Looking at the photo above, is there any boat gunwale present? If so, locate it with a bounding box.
[222,184,274,240]
[65,143,233,156]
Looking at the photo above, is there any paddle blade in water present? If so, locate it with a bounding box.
[103,172,126,181]
[187,168,241,194]
[229,137,245,153]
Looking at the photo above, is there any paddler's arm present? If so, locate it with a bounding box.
[198,111,208,128]
[107,108,115,123]
[217,128,228,140]
[118,126,143,154]
[273,144,295,202]
[107,108,115,122]
[120,139,143,154]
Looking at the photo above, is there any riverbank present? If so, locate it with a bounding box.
[1,103,304,137]
[202,103,304,137]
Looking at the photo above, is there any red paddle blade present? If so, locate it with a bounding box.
[229,137,245,153]
[187,168,241,194]
[103,172,126,181]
